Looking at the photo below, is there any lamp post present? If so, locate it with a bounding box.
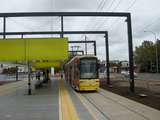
[144,31,159,73]
[84,35,88,55]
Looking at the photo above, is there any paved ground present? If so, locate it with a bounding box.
[100,73,160,81]
[65,82,94,120]
[100,73,160,110]
[0,77,94,120]
[0,76,159,120]
[0,74,28,81]
[0,78,59,120]
[137,73,160,80]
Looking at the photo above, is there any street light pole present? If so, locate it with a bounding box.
[155,38,159,73]
[85,35,87,55]
[144,31,159,73]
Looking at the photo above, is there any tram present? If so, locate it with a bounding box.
[64,55,99,91]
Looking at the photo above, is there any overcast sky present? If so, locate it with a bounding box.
[0,0,159,61]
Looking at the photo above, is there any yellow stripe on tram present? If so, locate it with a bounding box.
[59,79,80,120]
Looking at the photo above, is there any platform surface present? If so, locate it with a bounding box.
[0,77,160,120]
[0,78,59,120]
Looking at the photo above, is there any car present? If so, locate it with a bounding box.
[121,70,138,77]
[121,70,127,75]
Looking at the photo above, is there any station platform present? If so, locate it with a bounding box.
[0,77,160,120]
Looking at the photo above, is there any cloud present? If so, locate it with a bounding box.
[0,0,159,61]
[55,0,98,11]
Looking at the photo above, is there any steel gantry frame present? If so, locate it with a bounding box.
[68,50,84,55]
[0,12,134,93]
[66,40,96,56]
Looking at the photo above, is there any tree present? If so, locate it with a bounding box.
[134,41,155,72]
[156,39,160,71]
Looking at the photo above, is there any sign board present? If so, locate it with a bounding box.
[32,61,61,69]
[0,38,68,61]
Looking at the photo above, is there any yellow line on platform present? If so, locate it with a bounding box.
[0,80,27,96]
[59,79,80,120]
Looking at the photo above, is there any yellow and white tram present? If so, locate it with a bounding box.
[64,55,99,91]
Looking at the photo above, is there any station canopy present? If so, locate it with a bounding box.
[32,61,62,69]
[0,38,68,69]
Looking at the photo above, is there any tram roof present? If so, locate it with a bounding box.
[65,55,97,66]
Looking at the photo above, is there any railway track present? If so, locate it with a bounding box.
[82,93,111,120]
[75,89,153,120]
[98,90,150,120]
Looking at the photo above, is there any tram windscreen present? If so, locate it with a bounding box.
[80,59,97,79]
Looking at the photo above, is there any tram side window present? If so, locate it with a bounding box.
[80,59,97,79]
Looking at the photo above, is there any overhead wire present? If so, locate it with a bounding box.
[51,0,55,37]
[84,0,108,30]
[108,0,137,30]
[8,17,60,32]
[89,7,107,31]
[8,0,59,37]
[81,0,117,52]
[82,0,115,37]
[7,18,35,31]
[94,0,122,30]
[80,0,109,52]
[137,17,160,32]
[108,0,137,31]
[106,0,137,58]
[97,0,107,10]
[81,0,109,39]
[133,17,160,39]
[93,0,117,30]
[111,0,123,11]
[106,0,137,47]
[105,0,159,40]
[94,0,137,60]
[82,0,118,57]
